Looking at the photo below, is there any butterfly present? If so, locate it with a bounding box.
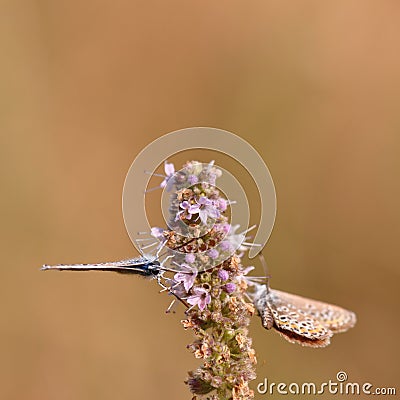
[42,250,357,347]
[41,236,177,281]
[41,256,163,276]
[248,282,356,348]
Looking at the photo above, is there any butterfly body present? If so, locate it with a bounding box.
[249,283,356,348]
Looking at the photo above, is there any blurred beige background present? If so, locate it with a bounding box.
[1,1,399,399]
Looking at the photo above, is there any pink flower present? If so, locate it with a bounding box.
[221,223,231,234]
[176,200,193,221]
[185,253,196,263]
[223,283,236,294]
[160,161,175,190]
[217,198,228,212]
[219,240,232,252]
[217,269,229,281]
[168,281,187,298]
[188,175,199,185]
[187,287,211,311]
[174,264,198,292]
[208,249,219,260]
[150,227,164,239]
[189,196,220,225]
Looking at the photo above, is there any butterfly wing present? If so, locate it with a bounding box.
[269,289,357,333]
[264,289,356,347]
[263,289,331,347]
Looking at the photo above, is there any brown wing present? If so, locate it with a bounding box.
[269,289,357,334]
[265,289,332,348]
[250,283,356,348]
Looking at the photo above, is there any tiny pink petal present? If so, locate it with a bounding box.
[180,201,190,209]
[164,162,175,176]
[188,204,201,214]
[218,198,228,211]
[197,196,208,205]
[150,227,164,238]
[199,209,208,224]
[198,293,211,310]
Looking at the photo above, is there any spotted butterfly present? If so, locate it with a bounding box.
[248,282,356,347]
